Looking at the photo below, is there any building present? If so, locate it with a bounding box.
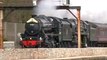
[2,0,33,23]
[0,0,34,43]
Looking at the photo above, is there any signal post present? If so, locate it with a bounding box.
[77,9,81,48]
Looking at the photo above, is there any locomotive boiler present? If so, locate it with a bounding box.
[18,15,89,48]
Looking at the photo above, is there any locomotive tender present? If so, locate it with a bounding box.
[18,15,90,48]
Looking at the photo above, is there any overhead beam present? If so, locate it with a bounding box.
[56,6,81,10]
[2,6,33,9]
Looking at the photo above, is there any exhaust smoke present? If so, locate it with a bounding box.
[33,0,107,23]
[33,0,71,18]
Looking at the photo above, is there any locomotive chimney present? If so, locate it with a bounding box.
[32,0,37,17]
[66,0,70,5]
[62,0,70,6]
[32,0,42,17]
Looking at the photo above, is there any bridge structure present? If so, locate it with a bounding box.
[0,0,81,48]
[0,2,3,48]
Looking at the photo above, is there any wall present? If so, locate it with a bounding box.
[3,22,25,41]
[0,48,107,60]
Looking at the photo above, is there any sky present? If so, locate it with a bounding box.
[36,0,107,23]
[70,0,107,23]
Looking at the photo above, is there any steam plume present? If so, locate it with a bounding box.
[35,0,107,23]
[35,0,70,18]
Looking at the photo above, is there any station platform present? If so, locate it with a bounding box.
[21,55,107,60]
[0,48,107,60]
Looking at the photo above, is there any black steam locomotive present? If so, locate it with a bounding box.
[18,15,90,48]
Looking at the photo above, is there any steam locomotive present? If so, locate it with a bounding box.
[17,15,92,48]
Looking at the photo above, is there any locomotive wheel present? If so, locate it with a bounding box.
[89,41,98,47]
[59,41,74,48]
[81,35,88,48]
[40,40,55,48]
[41,43,54,48]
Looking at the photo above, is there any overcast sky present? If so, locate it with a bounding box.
[36,0,107,23]
[69,0,107,23]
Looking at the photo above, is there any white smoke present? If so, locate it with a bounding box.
[36,0,107,23]
[36,0,55,16]
[36,0,70,18]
